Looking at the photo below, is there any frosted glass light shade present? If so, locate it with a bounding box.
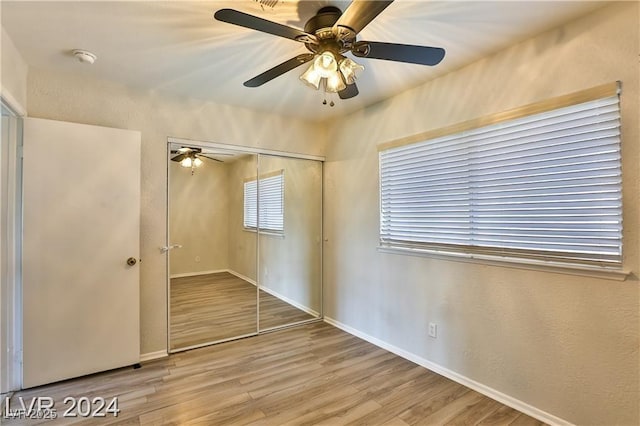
[339,58,364,84]
[300,52,363,94]
[313,51,338,78]
[193,157,203,167]
[180,157,193,168]
[300,64,322,89]
[326,72,346,92]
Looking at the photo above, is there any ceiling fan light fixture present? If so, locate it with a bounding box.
[300,64,322,90]
[339,57,364,85]
[180,157,193,168]
[216,3,446,102]
[193,157,203,167]
[312,51,338,78]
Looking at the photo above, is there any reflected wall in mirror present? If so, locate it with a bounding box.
[169,146,257,351]
[258,155,322,331]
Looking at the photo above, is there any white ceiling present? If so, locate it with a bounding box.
[2,0,604,121]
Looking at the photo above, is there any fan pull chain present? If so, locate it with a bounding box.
[322,98,335,107]
[322,79,328,106]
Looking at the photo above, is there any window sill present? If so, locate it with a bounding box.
[243,228,284,239]
[377,246,630,282]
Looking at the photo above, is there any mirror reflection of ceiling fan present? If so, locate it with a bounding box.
[170,147,234,174]
[214,0,445,105]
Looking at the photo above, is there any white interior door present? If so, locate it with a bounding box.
[22,118,141,388]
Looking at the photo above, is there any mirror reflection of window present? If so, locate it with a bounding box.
[243,170,284,234]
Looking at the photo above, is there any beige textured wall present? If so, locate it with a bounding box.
[1,26,28,112]
[323,3,638,425]
[169,160,229,276]
[26,69,324,355]
[227,154,258,282]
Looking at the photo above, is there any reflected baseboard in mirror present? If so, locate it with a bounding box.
[170,272,315,350]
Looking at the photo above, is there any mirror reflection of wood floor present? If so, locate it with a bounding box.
[170,272,315,350]
[7,322,545,425]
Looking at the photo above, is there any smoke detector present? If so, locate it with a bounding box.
[72,49,97,64]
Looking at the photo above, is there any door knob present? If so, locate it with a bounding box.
[126,257,137,266]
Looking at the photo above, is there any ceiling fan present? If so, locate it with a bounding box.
[214,1,445,103]
[171,147,233,173]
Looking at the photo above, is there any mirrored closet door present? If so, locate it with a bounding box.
[168,145,258,351]
[168,142,323,352]
[257,155,322,331]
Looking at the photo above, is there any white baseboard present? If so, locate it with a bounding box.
[323,317,572,426]
[259,286,319,317]
[227,269,257,286]
[170,269,228,279]
[139,350,168,362]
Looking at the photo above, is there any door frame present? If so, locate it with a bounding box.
[166,137,325,353]
[1,96,24,393]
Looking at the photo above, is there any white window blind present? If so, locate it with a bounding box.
[379,91,622,266]
[244,171,284,232]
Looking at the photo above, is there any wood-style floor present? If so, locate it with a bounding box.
[170,272,314,350]
[7,322,544,425]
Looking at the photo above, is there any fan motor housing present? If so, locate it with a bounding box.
[304,6,341,35]
[304,6,355,54]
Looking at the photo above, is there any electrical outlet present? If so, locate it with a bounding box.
[428,322,437,338]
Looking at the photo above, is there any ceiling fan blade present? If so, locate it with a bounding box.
[171,153,187,162]
[198,155,223,163]
[333,1,393,35]
[173,147,201,153]
[352,41,445,66]
[201,152,235,156]
[338,83,359,100]
[214,9,317,44]
[244,54,315,88]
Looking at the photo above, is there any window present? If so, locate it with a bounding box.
[244,170,284,233]
[379,83,622,267]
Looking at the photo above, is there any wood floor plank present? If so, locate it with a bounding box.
[6,322,546,426]
[380,418,411,426]
[170,272,315,349]
[283,398,381,425]
[509,413,548,426]
[346,376,457,425]
[478,404,529,425]
[443,396,504,425]
[411,390,486,426]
